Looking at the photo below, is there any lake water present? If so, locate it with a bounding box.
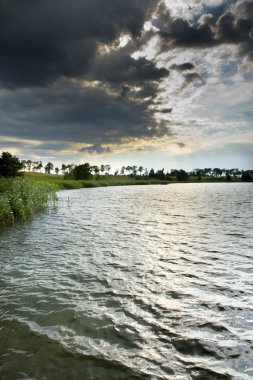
[0,183,253,380]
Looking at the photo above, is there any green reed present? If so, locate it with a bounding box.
[0,178,57,224]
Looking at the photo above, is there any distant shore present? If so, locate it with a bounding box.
[23,172,245,191]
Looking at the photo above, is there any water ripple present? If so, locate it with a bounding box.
[0,183,253,379]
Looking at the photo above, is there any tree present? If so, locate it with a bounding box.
[170,169,178,177]
[45,162,54,174]
[105,164,111,174]
[177,169,189,181]
[229,168,241,177]
[94,166,100,175]
[21,160,27,171]
[120,166,125,175]
[132,165,137,176]
[242,170,253,181]
[72,163,92,180]
[55,167,59,175]
[196,169,203,180]
[26,160,33,172]
[32,161,39,172]
[156,168,166,180]
[204,168,212,177]
[100,164,105,174]
[91,165,100,175]
[225,169,231,181]
[149,168,155,178]
[37,162,43,173]
[125,166,132,175]
[138,166,144,175]
[0,152,23,177]
[67,163,74,172]
[213,168,222,177]
[61,164,67,174]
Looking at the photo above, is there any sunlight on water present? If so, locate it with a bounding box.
[0,183,253,379]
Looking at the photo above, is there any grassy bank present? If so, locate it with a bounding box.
[0,177,57,224]
[23,172,170,190]
[23,172,243,191]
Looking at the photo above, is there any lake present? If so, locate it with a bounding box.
[0,183,253,379]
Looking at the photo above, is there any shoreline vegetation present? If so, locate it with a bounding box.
[23,171,247,192]
[0,151,252,225]
[0,178,57,225]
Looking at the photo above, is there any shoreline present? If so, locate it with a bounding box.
[23,172,247,192]
[0,175,250,225]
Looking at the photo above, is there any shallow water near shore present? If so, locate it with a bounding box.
[0,183,253,379]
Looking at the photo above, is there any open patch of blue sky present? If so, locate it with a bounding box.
[242,70,253,81]
[220,60,240,79]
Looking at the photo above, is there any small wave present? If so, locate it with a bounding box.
[173,337,224,359]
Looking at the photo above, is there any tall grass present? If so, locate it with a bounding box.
[23,172,170,189]
[0,178,57,224]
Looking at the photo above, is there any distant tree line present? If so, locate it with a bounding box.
[1,152,253,182]
[64,163,253,182]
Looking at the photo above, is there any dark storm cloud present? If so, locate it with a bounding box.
[235,1,253,61]
[160,108,173,113]
[0,140,31,149]
[159,19,215,48]
[178,73,204,91]
[184,73,203,84]
[170,63,195,71]
[0,0,176,149]
[79,144,112,154]
[157,0,253,61]
[87,50,169,111]
[34,142,71,151]
[90,52,169,85]
[0,0,160,88]
[0,80,171,145]
[156,2,214,48]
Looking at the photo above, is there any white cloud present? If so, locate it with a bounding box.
[164,0,226,19]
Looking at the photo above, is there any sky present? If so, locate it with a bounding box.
[0,0,252,171]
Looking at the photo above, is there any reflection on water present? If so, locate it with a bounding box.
[0,183,253,379]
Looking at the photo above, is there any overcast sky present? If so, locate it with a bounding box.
[0,0,252,170]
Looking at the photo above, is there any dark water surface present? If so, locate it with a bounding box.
[0,183,253,380]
